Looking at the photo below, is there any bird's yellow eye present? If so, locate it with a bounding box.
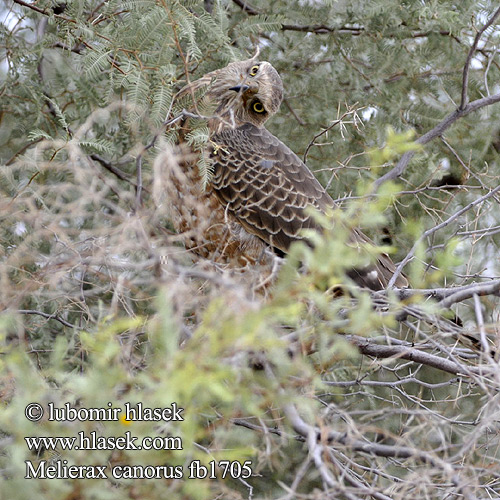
[249,65,260,76]
[253,101,265,113]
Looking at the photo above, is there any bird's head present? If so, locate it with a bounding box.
[177,58,283,128]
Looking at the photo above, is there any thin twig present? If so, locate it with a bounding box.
[374,91,500,187]
[440,137,500,204]
[5,138,43,166]
[388,183,500,287]
[460,6,500,110]
[16,309,79,329]
[374,6,500,188]
[135,153,144,210]
[12,0,75,23]
[89,154,135,185]
[472,294,491,356]
[303,106,361,163]
[373,278,500,302]
[283,404,453,468]
[283,97,305,126]
[304,118,343,163]
[346,335,471,376]
[231,0,260,16]
[281,24,364,35]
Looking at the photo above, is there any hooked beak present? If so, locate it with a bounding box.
[229,82,259,94]
[229,84,250,93]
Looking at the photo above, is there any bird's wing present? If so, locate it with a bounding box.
[211,123,407,289]
[211,123,333,254]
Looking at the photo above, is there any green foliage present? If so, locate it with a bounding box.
[369,126,421,168]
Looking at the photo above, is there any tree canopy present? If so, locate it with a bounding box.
[1,1,500,498]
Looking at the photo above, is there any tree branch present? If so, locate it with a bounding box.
[12,0,76,23]
[281,24,364,35]
[236,403,457,473]
[303,106,361,163]
[387,182,500,287]
[89,154,136,185]
[460,6,500,110]
[374,92,500,187]
[231,0,260,16]
[380,278,500,303]
[16,309,79,329]
[439,280,500,308]
[283,404,453,469]
[281,25,459,41]
[346,335,471,376]
[375,6,500,187]
[13,0,52,16]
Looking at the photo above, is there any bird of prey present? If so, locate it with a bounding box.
[170,57,408,290]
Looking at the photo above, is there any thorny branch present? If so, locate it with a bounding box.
[16,309,79,329]
[374,91,500,187]
[387,182,500,287]
[303,105,362,163]
[375,6,500,187]
[439,279,500,308]
[383,278,500,303]
[283,404,455,468]
[345,335,477,377]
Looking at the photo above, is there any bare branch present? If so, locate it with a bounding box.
[460,6,500,110]
[374,92,500,187]
[15,309,79,329]
[51,41,84,54]
[373,6,500,188]
[472,293,491,356]
[12,0,76,23]
[439,280,500,308]
[284,404,453,468]
[89,154,136,185]
[303,106,362,163]
[282,97,305,126]
[280,24,462,42]
[135,152,144,210]
[323,376,459,389]
[441,136,500,204]
[388,183,500,287]
[231,0,260,16]
[13,0,47,15]
[378,278,500,303]
[346,335,472,376]
[281,24,364,35]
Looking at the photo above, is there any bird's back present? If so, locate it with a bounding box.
[210,123,408,290]
[211,123,333,251]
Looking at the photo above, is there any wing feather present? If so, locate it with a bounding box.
[210,123,407,289]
